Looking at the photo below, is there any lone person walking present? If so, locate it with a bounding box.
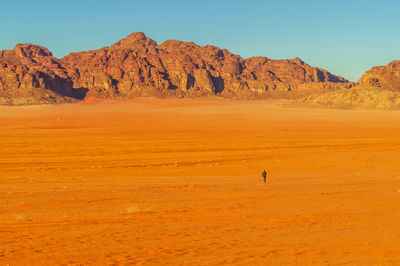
[262,170,267,183]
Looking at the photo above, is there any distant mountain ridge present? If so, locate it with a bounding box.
[0,32,353,105]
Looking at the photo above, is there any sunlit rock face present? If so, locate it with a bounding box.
[359,60,400,92]
[0,32,351,104]
[0,44,86,105]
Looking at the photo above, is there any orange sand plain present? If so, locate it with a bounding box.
[1,98,400,265]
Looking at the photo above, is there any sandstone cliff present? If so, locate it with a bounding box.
[293,87,400,110]
[62,32,351,99]
[0,32,351,104]
[0,44,86,105]
[359,60,400,92]
[294,60,400,110]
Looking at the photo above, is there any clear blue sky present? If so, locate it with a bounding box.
[1,0,399,81]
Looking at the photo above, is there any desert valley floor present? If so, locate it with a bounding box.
[1,98,400,264]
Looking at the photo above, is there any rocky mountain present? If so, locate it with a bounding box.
[294,60,400,110]
[0,44,86,105]
[0,32,352,105]
[293,87,400,110]
[359,60,400,92]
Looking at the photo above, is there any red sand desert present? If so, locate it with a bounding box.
[1,98,400,264]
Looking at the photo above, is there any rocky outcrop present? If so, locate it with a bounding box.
[0,32,352,104]
[61,32,351,99]
[293,87,400,110]
[293,60,400,110]
[359,60,400,92]
[0,44,86,105]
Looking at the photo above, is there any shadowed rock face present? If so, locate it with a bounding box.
[0,32,351,104]
[360,60,400,92]
[0,44,86,105]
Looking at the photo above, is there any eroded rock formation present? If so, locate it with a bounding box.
[359,60,400,92]
[0,32,352,104]
[0,44,86,105]
[293,87,400,110]
[293,60,400,110]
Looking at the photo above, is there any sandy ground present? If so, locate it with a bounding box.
[1,98,400,265]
